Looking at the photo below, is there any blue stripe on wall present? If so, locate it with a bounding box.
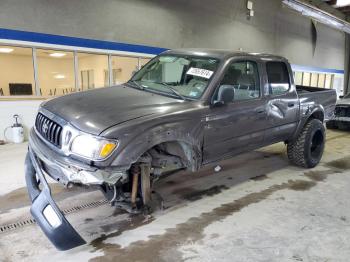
[0,28,345,74]
[0,28,167,55]
[291,64,344,74]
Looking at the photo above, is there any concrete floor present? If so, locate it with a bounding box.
[1,130,350,262]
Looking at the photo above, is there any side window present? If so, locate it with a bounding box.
[216,61,260,103]
[266,62,290,95]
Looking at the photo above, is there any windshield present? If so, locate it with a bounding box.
[344,93,350,99]
[129,55,220,100]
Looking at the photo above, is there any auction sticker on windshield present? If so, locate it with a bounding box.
[186,67,214,79]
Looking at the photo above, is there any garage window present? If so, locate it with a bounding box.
[0,46,35,96]
[77,53,109,90]
[111,56,139,85]
[0,43,155,99]
[266,62,290,96]
[37,49,75,96]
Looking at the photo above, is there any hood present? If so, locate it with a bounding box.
[337,98,350,106]
[42,85,183,135]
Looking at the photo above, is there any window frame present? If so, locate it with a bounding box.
[265,61,291,97]
[36,48,76,96]
[212,58,263,104]
[110,55,140,85]
[0,45,36,97]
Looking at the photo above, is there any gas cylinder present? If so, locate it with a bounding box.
[4,114,24,144]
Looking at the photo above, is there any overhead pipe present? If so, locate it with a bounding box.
[283,0,350,34]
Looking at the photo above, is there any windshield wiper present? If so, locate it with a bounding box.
[154,82,187,101]
[128,80,145,90]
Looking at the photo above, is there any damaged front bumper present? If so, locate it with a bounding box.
[28,128,128,186]
[24,129,128,250]
[25,149,86,250]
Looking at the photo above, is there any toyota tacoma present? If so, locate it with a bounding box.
[25,49,337,250]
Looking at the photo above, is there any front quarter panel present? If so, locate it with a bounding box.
[101,103,207,170]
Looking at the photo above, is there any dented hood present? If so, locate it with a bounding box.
[42,85,182,135]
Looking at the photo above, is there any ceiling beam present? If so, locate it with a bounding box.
[283,0,350,33]
[338,6,350,13]
[300,0,347,19]
[328,0,338,5]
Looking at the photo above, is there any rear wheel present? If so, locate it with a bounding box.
[287,119,325,168]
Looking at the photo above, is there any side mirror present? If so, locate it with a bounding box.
[213,100,225,107]
[213,85,234,106]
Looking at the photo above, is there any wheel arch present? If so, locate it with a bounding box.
[289,107,325,143]
[111,129,203,172]
[308,110,324,122]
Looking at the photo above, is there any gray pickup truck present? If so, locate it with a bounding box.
[25,49,337,250]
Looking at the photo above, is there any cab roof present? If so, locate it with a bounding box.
[162,48,288,62]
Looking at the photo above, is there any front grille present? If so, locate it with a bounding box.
[35,113,63,148]
[335,106,350,117]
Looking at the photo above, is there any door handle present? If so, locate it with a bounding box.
[288,103,295,108]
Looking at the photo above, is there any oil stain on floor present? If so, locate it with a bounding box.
[172,185,229,201]
[89,178,319,262]
[304,169,342,182]
[326,156,350,170]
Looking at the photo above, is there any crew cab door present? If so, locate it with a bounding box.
[263,61,299,143]
[203,59,267,163]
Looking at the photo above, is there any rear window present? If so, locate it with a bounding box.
[266,62,290,96]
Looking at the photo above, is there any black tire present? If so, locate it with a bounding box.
[326,121,337,129]
[287,119,325,168]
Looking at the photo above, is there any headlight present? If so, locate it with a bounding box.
[70,135,118,160]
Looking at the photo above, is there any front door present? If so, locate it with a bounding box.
[203,60,267,163]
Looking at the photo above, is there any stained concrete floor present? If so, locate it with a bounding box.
[1,130,350,261]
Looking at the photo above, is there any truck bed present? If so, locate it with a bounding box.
[296,85,337,121]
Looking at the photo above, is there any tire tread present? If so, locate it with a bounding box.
[287,119,324,168]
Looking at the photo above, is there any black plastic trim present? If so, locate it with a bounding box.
[25,149,86,251]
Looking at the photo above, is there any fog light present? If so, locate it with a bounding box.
[43,205,61,228]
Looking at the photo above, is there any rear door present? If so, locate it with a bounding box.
[264,61,299,143]
[203,59,268,163]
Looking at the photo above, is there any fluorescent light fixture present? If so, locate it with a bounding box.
[283,0,350,34]
[193,52,208,56]
[54,74,66,79]
[49,52,66,57]
[0,47,14,53]
[335,0,350,8]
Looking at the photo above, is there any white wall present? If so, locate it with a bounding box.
[0,100,43,142]
[334,74,345,97]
